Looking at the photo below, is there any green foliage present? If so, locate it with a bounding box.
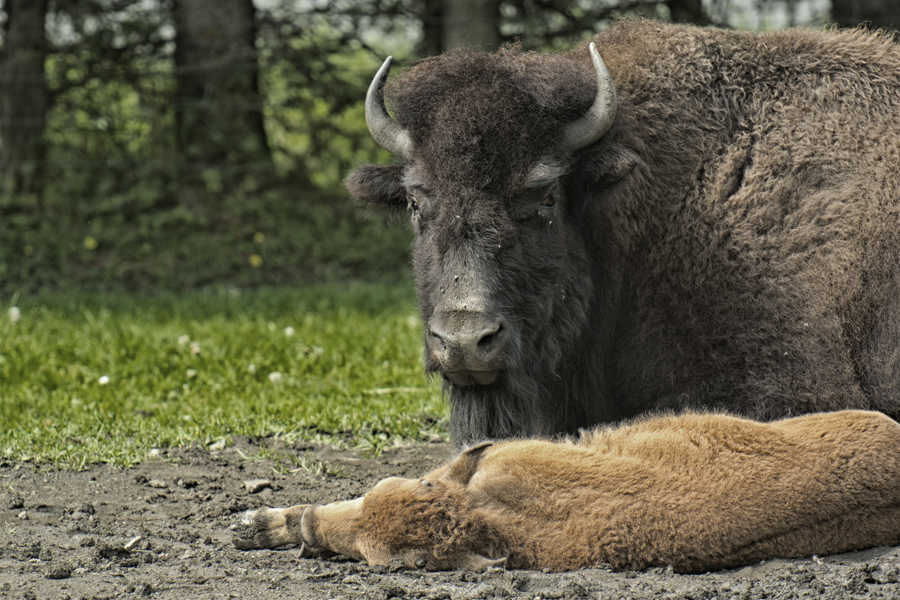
[0,284,445,468]
[0,175,412,295]
[256,4,414,190]
[0,1,418,295]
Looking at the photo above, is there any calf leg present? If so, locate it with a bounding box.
[233,498,366,560]
[233,506,312,551]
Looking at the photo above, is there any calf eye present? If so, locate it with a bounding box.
[420,479,432,488]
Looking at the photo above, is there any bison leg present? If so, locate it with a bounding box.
[232,506,317,553]
[233,498,367,561]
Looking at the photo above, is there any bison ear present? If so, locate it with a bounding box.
[582,144,639,187]
[446,441,493,485]
[345,165,407,210]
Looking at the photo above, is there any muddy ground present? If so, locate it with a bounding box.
[2,437,900,600]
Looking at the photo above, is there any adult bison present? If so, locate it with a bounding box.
[346,20,900,444]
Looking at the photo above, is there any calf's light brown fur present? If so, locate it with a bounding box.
[234,411,900,573]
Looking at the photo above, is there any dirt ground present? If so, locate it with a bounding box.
[3,437,900,600]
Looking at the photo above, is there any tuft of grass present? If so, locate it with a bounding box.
[238,441,348,478]
[0,283,446,469]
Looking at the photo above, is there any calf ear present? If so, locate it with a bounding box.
[345,165,407,210]
[446,441,493,485]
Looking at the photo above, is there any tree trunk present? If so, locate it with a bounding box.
[0,0,49,197]
[832,0,898,29]
[418,0,444,56]
[665,0,711,25]
[173,0,270,169]
[443,0,500,51]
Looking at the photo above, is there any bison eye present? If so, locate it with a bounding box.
[408,199,419,213]
[541,194,558,209]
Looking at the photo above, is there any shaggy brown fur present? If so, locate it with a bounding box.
[234,410,900,573]
[346,20,900,444]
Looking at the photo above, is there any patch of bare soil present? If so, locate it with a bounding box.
[2,438,900,600]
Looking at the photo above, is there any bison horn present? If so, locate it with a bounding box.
[365,56,413,161]
[560,42,617,152]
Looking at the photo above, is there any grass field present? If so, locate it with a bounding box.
[0,283,445,469]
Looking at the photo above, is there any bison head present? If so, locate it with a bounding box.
[347,44,637,443]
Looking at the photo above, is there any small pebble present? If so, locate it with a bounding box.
[124,535,142,551]
[45,565,71,580]
[243,479,272,494]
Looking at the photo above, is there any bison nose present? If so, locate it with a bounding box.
[426,312,507,385]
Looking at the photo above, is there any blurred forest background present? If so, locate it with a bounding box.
[0,0,896,296]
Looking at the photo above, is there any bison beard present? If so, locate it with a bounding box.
[347,20,900,445]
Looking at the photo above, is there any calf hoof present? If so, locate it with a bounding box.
[232,507,297,550]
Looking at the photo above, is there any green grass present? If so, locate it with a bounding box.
[0,283,446,469]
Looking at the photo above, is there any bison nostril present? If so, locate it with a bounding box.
[477,322,503,350]
[428,328,447,349]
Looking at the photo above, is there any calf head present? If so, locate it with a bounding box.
[347,45,634,441]
[290,443,504,570]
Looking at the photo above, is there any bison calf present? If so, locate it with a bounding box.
[233,410,900,573]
